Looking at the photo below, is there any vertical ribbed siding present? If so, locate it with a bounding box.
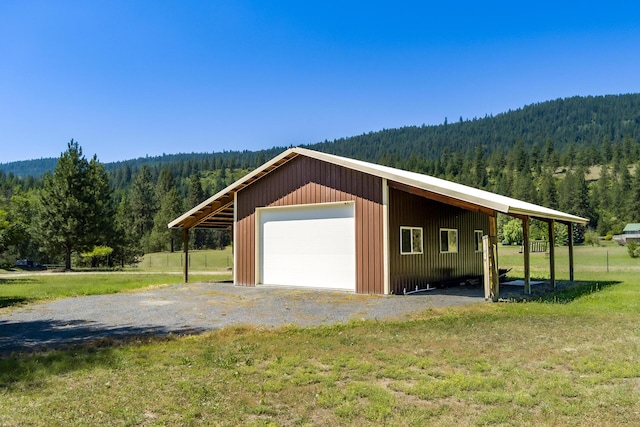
[388,187,489,295]
[235,156,384,294]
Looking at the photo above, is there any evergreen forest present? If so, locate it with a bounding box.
[1,93,640,267]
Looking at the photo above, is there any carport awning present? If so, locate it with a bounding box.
[169,147,588,230]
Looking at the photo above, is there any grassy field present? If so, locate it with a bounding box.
[136,247,233,272]
[0,273,228,309]
[0,248,234,308]
[0,245,638,426]
[499,241,640,281]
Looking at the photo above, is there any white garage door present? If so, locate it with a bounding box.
[259,202,355,290]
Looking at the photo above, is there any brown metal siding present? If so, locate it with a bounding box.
[388,187,489,295]
[235,156,384,294]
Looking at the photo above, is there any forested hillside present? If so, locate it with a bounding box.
[310,94,640,164]
[3,94,640,180]
[1,94,640,267]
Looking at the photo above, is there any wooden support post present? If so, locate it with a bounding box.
[548,220,556,289]
[482,235,491,300]
[568,222,575,282]
[489,213,499,302]
[522,217,531,295]
[183,228,189,283]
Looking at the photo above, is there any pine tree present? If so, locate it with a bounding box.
[513,169,538,204]
[612,142,627,176]
[86,155,115,246]
[623,135,639,164]
[155,167,175,201]
[508,139,528,172]
[626,164,640,222]
[530,142,542,175]
[130,165,157,248]
[472,145,488,188]
[4,189,41,262]
[601,136,613,163]
[149,188,183,252]
[543,138,559,170]
[113,194,141,266]
[38,140,113,270]
[613,166,632,221]
[559,167,595,224]
[595,164,611,212]
[563,142,576,168]
[538,169,558,210]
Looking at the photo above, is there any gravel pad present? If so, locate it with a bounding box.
[0,282,483,354]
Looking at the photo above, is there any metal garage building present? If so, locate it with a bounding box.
[169,148,587,298]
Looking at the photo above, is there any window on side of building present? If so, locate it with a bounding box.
[400,226,423,255]
[474,230,484,253]
[440,228,458,253]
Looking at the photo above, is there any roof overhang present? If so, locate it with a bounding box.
[169,147,588,230]
[168,149,300,229]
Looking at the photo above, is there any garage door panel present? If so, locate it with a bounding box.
[264,254,354,288]
[263,218,353,255]
[260,203,355,290]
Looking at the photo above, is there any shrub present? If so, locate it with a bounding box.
[584,230,599,247]
[627,240,640,258]
[502,219,523,245]
[80,245,114,268]
[554,224,569,246]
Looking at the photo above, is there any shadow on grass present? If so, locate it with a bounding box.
[0,318,207,387]
[0,276,38,285]
[534,280,621,303]
[496,279,621,303]
[0,297,32,308]
[0,277,39,308]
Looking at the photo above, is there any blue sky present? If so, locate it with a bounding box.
[1,1,640,163]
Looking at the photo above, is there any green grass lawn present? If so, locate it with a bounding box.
[135,247,233,272]
[499,242,640,281]
[0,245,639,426]
[0,273,228,309]
[0,247,234,308]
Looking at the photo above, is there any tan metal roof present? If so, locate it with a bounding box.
[169,147,588,229]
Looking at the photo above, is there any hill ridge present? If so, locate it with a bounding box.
[2,93,639,178]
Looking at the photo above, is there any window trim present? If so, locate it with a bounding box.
[400,226,423,255]
[474,230,484,253]
[440,228,459,254]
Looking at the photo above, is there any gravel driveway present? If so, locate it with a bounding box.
[0,282,484,355]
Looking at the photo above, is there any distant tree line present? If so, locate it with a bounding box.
[2,94,640,267]
[0,141,241,268]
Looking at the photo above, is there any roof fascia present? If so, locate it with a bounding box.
[295,148,588,225]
